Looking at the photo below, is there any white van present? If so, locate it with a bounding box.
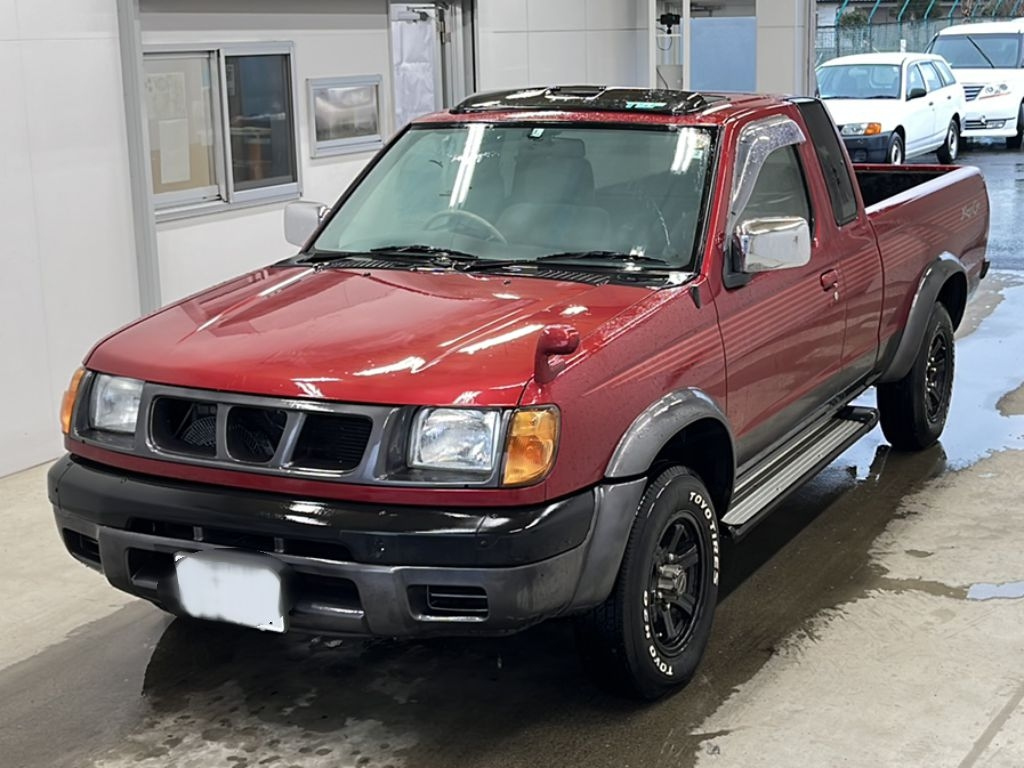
[928,19,1024,148]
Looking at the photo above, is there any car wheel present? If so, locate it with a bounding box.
[937,119,959,163]
[888,132,905,164]
[1007,104,1024,150]
[574,466,720,700]
[877,303,955,451]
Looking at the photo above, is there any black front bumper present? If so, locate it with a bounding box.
[842,131,892,163]
[48,456,644,637]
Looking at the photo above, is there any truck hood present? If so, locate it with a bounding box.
[87,266,649,407]
[821,97,910,134]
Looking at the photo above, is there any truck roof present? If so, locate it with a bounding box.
[817,51,947,67]
[412,86,792,127]
[936,18,1024,35]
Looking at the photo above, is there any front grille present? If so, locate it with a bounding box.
[964,84,983,101]
[226,407,287,463]
[151,397,219,457]
[964,119,986,130]
[292,413,373,471]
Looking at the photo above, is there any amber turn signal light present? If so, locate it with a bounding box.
[502,407,559,487]
[864,123,882,136]
[60,367,86,435]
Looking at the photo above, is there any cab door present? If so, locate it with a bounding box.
[714,117,848,465]
[904,64,935,155]
[920,60,956,146]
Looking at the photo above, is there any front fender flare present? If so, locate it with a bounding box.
[605,388,735,479]
[878,253,966,384]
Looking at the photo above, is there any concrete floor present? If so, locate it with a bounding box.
[3,144,1024,768]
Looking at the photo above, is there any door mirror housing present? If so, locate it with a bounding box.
[733,217,811,273]
[284,201,329,247]
[907,86,927,100]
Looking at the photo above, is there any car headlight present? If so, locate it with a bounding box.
[841,122,882,136]
[978,83,1010,99]
[409,408,501,472]
[89,374,144,433]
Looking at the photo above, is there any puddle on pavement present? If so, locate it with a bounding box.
[967,581,1024,601]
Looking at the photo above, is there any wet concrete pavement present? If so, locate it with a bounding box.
[3,147,1024,768]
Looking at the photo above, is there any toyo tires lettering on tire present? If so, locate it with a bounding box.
[878,303,955,451]
[575,467,720,700]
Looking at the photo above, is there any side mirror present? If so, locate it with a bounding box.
[734,217,811,273]
[284,201,329,247]
[908,86,927,100]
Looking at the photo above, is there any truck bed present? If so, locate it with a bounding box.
[857,163,989,349]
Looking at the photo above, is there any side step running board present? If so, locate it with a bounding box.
[723,406,878,537]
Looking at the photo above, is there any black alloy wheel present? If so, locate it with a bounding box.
[923,331,951,425]
[648,515,706,657]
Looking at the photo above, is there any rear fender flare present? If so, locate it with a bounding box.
[879,253,966,384]
[605,388,735,480]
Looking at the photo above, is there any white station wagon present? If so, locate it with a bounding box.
[816,52,967,164]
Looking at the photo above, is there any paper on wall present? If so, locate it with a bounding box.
[158,118,191,184]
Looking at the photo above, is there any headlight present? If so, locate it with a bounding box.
[409,408,501,472]
[89,374,144,433]
[841,122,882,136]
[978,83,1010,99]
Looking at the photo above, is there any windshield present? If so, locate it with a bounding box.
[312,123,715,270]
[930,34,1021,69]
[816,64,902,99]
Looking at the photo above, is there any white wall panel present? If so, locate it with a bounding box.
[528,31,588,84]
[0,42,56,475]
[14,0,118,39]
[586,30,636,86]
[477,0,527,33]
[0,0,18,41]
[477,0,646,91]
[22,38,139,408]
[477,31,530,89]
[526,0,586,31]
[0,0,139,477]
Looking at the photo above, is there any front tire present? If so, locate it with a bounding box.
[574,467,720,700]
[1007,104,1024,150]
[878,303,955,451]
[937,119,959,163]
[888,132,905,164]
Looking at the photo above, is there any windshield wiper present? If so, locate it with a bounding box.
[295,248,363,264]
[368,244,479,260]
[536,251,675,268]
[965,36,996,68]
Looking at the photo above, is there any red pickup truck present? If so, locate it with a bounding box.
[50,87,989,699]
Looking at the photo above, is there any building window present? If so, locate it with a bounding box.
[143,43,300,218]
[308,75,384,158]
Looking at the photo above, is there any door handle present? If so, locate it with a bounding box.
[820,269,839,292]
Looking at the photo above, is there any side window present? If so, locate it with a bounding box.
[908,65,926,95]
[920,62,943,92]
[796,100,859,226]
[740,146,811,224]
[935,61,957,87]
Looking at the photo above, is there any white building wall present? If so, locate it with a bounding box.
[139,1,394,303]
[0,0,140,477]
[477,0,649,90]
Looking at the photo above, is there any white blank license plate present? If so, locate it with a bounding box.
[174,550,287,633]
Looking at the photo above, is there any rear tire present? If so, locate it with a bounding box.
[937,119,959,163]
[888,132,905,165]
[878,303,955,451]
[574,467,720,700]
[1007,104,1023,150]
